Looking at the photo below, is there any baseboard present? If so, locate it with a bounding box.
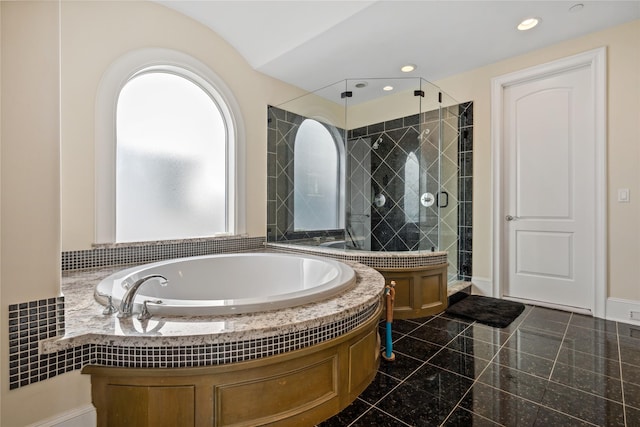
[470,276,493,297]
[449,290,640,323]
[25,405,96,427]
[606,297,640,325]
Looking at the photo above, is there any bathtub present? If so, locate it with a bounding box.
[95,252,356,316]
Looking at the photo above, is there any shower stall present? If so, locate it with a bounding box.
[267,78,472,282]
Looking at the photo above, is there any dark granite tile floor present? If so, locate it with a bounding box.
[318,305,640,427]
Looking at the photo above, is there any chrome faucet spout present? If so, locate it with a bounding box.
[118,274,167,318]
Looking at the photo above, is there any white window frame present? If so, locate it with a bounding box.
[95,48,245,243]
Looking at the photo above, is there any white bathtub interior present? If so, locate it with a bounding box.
[96,253,356,315]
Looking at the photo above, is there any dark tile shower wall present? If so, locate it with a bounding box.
[347,112,441,252]
[267,105,296,242]
[266,107,278,241]
[458,102,473,280]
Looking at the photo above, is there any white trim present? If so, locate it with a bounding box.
[490,47,607,318]
[25,405,96,427]
[503,296,592,315]
[95,48,246,243]
[470,276,493,296]
[605,298,640,325]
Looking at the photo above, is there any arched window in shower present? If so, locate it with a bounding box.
[404,152,420,223]
[293,119,341,231]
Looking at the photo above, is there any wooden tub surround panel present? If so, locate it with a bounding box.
[377,263,448,319]
[83,303,381,427]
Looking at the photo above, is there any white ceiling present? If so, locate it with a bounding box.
[158,1,640,92]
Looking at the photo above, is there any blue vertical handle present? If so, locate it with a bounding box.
[382,283,396,361]
[385,321,393,359]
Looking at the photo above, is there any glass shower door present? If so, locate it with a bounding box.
[345,78,424,251]
[437,90,462,281]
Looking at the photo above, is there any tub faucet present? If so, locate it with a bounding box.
[118,275,167,318]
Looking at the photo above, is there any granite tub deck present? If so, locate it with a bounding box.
[267,241,472,319]
[268,242,472,300]
[42,257,385,356]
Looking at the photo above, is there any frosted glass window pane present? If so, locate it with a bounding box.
[404,152,419,223]
[294,119,339,230]
[116,72,226,242]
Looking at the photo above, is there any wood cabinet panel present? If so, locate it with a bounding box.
[103,385,194,427]
[214,356,337,426]
[105,385,148,427]
[348,328,379,397]
[419,273,444,310]
[389,277,413,312]
[377,263,448,319]
[149,386,195,427]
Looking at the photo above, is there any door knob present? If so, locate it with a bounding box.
[505,215,515,221]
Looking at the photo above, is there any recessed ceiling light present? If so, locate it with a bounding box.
[401,64,417,73]
[517,17,540,31]
[354,82,368,89]
[383,86,394,91]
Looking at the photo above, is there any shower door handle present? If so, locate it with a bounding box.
[437,191,449,208]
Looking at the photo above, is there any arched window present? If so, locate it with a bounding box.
[115,69,230,242]
[95,49,244,244]
[404,152,419,223]
[293,119,341,230]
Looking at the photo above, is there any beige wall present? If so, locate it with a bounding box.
[2,1,638,425]
[434,19,640,301]
[1,2,71,425]
[60,0,304,250]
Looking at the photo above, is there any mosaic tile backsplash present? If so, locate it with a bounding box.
[62,235,265,271]
[8,297,66,390]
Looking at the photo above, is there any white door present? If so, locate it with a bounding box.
[502,65,595,311]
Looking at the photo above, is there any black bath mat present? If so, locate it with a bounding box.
[445,295,525,328]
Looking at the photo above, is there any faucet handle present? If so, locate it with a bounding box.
[138,300,163,321]
[97,292,118,315]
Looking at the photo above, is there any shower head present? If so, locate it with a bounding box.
[418,128,430,141]
[372,137,383,150]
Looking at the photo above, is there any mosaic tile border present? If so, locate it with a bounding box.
[62,236,265,271]
[91,302,378,369]
[8,297,378,389]
[267,243,447,269]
